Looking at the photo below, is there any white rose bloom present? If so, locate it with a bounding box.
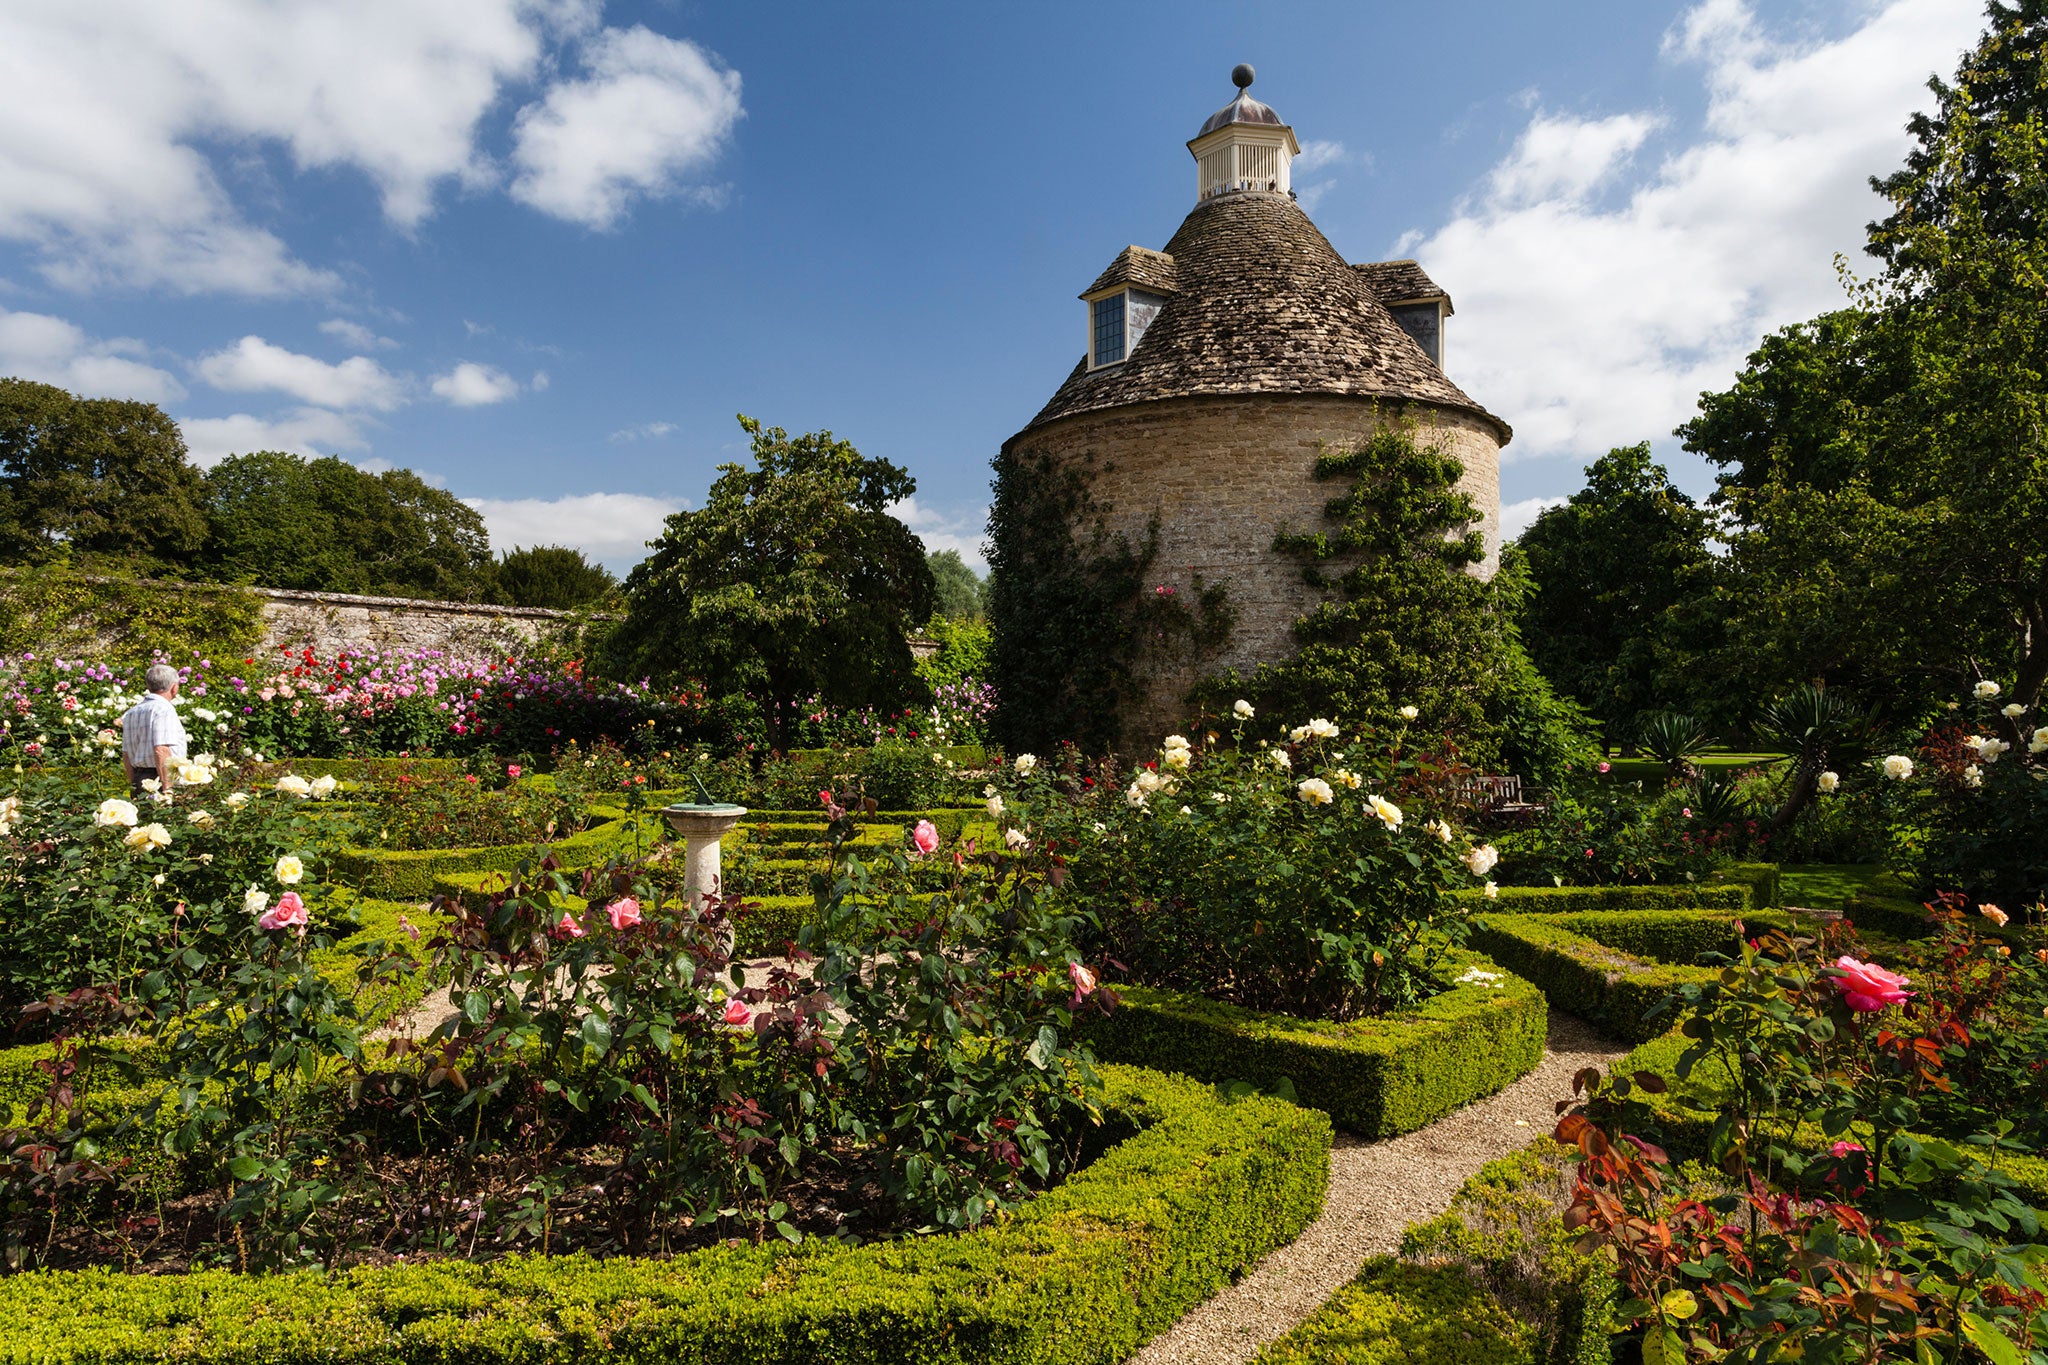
[243,886,271,916]
[1091,821,1107,833]
[187,809,215,829]
[176,761,215,786]
[985,794,1005,819]
[310,774,338,798]
[1233,699,1255,719]
[1307,718,1339,740]
[95,798,140,828]
[1162,747,1191,771]
[1135,769,1163,793]
[1210,792,1229,803]
[1014,753,1038,775]
[1368,794,1403,830]
[1483,880,1499,899]
[1882,755,1915,780]
[1816,771,1840,793]
[152,872,167,887]
[1003,827,1030,850]
[1964,764,1984,788]
[1124,783,1149,809]
[1398,705,1420,721]
[1425,818,1454,844]
[1163,735,1191,752]
[1296,777,1334,805]
[1268,749,1291,771]
[2003,703,2026,719]
[274,855,305,885]
[1179,805,1192,815]
[123,823,171,850]
[1333,768,1362,789]
[225,792,251,808]
[275,774,312,798]
[1464,843,1500,876]
[2031,731,2048,755]
[1288,724,1309,743]
[1976,680,2002,700]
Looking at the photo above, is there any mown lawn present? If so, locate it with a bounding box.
[1779,863,1887,910]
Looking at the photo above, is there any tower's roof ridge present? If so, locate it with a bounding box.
[1016,192,1508,440]
[1352,259,1452,311]
[1081,245,1178,298]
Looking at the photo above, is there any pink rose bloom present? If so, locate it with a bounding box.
[1597,761,1610,773]
[506,764,522,780]
[722,998,751,1027]
[258,891,308,932]
[555,912,586,939]
[608,897,642,931]
[1832,956,1912,1012]
[1069,960,1097,1006]
[1829,1140,1865,1158]
[910,819,939,857]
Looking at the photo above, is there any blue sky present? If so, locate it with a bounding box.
[0,1,1986,572]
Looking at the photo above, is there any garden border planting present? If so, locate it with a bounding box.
[1467,908,1792,1043]
[1081,948,1546,1137]
[0,1064,1331,1365]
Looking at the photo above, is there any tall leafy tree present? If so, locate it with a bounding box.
[1680,1,2048,728]
[496,545,617,609]
[203,452,497,601]
[1516,444,1714,748]
[926,548,985,621]
[609,416,934,751]
[0,378,208,572]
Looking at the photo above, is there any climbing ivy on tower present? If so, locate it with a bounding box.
[1194,428,1590,781]
[986,447,1231,755]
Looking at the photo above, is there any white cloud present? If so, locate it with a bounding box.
[180,406,367,468]
[530,369,550,392]
[1401,0,1980,467]
[891,496,989,576]
[196,335,405,410]
[319,318,397,350]
[1502,495,1569,542]
[609,420,677,442]
[431,361,520,406]
[510,26,744,229]
[0,4,741,295]
[1294,139,1349,174]
[465,491,684,569]
[0,304,184,403]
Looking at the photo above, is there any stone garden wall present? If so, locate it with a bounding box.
[252,586,581,657]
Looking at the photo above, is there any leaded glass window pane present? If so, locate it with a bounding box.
[1092,293,1126,365]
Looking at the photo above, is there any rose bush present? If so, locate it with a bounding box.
[996,710,1498,1020]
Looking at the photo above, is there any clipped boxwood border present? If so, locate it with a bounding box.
[0,1064,1331,1365]
[1468,908,1792,1044]
[1447,862,1777,916]
[1082,948,1546,1138]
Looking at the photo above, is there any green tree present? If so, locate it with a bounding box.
[0,378,209,573]
[1516,444,1714,749]
[1200,429,1592,782]
[609,415,934,751]
[496,545,617,609]
[202,452,497,601]
[1680,2,2048,728]
[926,548,985,621]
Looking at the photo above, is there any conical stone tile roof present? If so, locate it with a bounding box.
[1016,191,1508,442]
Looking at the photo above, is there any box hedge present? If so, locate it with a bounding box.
[1081,949,1546,1138]
[1448,862,1776,916]
[1250,1258,1542,1365]
[0,1064,1331,1365]
[1467,909,1792,1044]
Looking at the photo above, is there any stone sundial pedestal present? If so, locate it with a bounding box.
[660,802,749,909]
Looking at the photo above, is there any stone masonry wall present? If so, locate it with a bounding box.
[1013,394,1503,746]
[254,587,583,658]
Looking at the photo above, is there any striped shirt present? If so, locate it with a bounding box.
[120,693,187,769]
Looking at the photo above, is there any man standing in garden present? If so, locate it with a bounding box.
[119,664,187,799]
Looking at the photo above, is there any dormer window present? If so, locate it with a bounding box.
[1088,288,1168,368]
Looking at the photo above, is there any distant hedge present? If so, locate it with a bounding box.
[1083,949,1547,1137]
[0,1065,1331,1365]
[1469,908,1793,1043]
[0,567,267,661]
[1451,862,1777,915]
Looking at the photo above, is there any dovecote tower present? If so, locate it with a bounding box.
[996,67,1510,748]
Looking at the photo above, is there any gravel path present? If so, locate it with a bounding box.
[1126,1009,1629,1365]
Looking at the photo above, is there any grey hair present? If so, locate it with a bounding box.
[144,664,179,694]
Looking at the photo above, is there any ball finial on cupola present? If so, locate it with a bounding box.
[1231,63,1255,90]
